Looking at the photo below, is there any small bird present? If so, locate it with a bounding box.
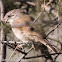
[3,9,59,53]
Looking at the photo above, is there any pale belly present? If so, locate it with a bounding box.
[12,28,42,43]
[12,28,28,42]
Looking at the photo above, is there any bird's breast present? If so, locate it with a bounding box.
[12,28,28,42]
[12,27,43,43]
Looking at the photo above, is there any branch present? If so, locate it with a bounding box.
[1,41,29,54]
[1,42,27,55]
[23,52,62,59]
[17,0,35,6]
[1,41,33,45]
[1,41,26,44]
[0,0,6,62]
[46,21,62,37]
[17,47,33,62]
[41,4,58,17]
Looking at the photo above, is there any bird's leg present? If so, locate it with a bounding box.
[31,41,37,50]
[16,40,29,56]
[17,44,24,49]
[16,44,25,56]
[32,44,35,50]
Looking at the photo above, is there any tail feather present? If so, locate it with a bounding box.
[39,39,59,53]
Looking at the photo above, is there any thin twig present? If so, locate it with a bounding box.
[46,22,62,37]
[1,41,27,44]
[18,0,35,6]
[7,29,29,62]
[34,0,52,22]
[0,0,7,62]
[4,43,27,54]
[24,52,62,59]
[54,54,59,62]
[17,47,33,62]
[7,44,21,62]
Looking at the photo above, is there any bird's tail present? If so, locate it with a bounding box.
[39,39,60,53]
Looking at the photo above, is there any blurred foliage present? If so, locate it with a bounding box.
[3,0,17,13]
[3,23,11,35]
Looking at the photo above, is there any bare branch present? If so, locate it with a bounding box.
[0,0,6,62]
[46,21,62,37]
[41,4,58,17]
[4,43,27,55]
[23,52,62,59]
[16,0,35,6]
[17,47,33,62]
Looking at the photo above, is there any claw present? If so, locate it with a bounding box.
[32,44,35,50]
[16,44,24,56]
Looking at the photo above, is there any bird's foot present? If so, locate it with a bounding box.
[32,44,35,50]
[16,44,24,56]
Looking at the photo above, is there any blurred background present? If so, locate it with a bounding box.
[0,0,62,62]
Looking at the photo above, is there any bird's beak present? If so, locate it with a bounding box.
[1,19,7,24]
[1,21,5,24]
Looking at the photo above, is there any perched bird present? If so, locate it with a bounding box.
[3,9,59,53]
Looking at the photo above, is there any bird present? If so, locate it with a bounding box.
[3,9,59,53]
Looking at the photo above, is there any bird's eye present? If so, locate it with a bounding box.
[31,17,34,21]
[29,26,35,31]
[8,15,11,18]
[7,14,14,18]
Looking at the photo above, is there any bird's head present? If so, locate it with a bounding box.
[3,10,16,24]
[3,9,34,28]
[3,9,26,24]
